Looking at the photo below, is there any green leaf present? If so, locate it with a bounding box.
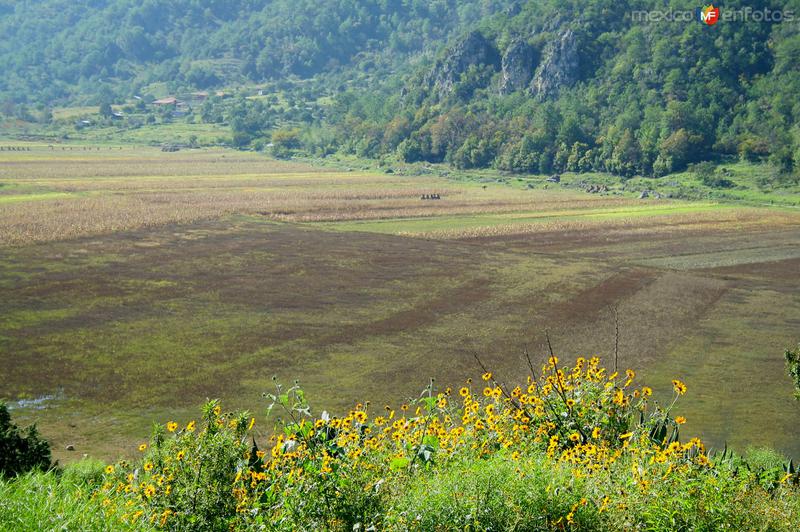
[416,443,435,463]
[389,457,410,470]
[422,435,439,449]
[422,397,437,410]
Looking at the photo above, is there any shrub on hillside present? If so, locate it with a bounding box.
[271,128,302,159]
[690,161,736,189]
[0,401,52,478]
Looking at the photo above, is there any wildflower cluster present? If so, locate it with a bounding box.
[95,400,253,529]
[92,358,800,530]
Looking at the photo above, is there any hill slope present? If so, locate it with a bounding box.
[331,0,800,177]
[1,0,799,178]
[0,0,500,103]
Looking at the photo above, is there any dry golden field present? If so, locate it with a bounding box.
[0,147,623,244]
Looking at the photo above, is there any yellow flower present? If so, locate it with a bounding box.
[672,379,687,395]
[675,416,687,425]
[483,387,493,397]
[641,386,652,397]
[144,485,156,498]
[166,421,178,432]
[613,389,625,406]
[592,427,601,439]
[144,462,153,472]
[569,432,581,442]
[619,432,634,440]
[482,372,493,382]
[213,405,222,416]
[176,450,186,461]
[566,399,576,408]
[186,421,196,432]
[105,465,115,474]
[138,443,147,452]
[459,387,469,397]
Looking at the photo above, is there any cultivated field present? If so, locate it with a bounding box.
[2,144,800,462]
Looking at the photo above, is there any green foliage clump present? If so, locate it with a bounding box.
[270,128,302,159]
[0,401,51,478]
[691,161,735,189]
[391,454,599,530]
[96,401,253,530]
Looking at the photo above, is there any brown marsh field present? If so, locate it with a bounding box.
[1,145,800,462]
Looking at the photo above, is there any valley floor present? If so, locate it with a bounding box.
[1,145,799,461]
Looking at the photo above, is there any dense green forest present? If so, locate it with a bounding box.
[2,0,800,177]
[329,0,800,177]
[0,0,496,103]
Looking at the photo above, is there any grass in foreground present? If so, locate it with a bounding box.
[0,460,139,531]
[2,357,798,530]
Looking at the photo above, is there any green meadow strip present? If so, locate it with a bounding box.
[316,202,728,234]
[0,192,79,204]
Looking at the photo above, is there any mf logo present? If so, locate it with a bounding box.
[697,4,720,25]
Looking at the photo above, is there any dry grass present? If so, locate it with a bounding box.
[0,147,654,246]
[0,188,656,246]
[0,147,327,178]
[3,146,799,247]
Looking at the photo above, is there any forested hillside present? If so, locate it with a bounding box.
[0,0,497,103]
[331,0,800,177]
[2,0,800,177]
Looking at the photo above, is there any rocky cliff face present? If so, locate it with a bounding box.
[423,28,579,101]
[427,31,500,97]
[529,28,580,99]
[499,40,537,95]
